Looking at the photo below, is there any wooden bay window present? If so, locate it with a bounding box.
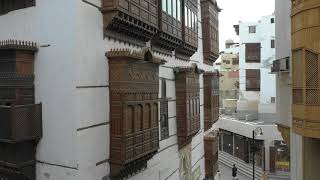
[174,64,202,148]
[203,72,219,131]
[175,0,198,59]
[201,0,221,65]
[101,0,158,43]
[204,131,219,178]
[0,40,42,180]
[152,0,183,53]
[107,49,165,178]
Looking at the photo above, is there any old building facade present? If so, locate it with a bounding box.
[0,0,221,180]
[275,0,320,180]
[234,15,276,122]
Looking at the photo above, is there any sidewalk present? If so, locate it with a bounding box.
[215,162,250,180]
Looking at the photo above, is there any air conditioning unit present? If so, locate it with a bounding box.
[271,57,289,73]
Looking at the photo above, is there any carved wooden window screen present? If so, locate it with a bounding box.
[292,49,320,105]
[246,69,260,91]
[292,49,303,104]
[0,0,35,15]
[204,134,218,178]
[108,49,162,178]
[245,43,261,62]
[175,68,200,148]
[305,50,319,105]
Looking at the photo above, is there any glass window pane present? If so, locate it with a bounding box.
[173,0,176,19]
[194,13,197,31]
[191,11,194,29]
[168,0,172,15]
[185,6,188,26]
[188,9,191,28]
[162,0,166,12]
[177,0,181,21]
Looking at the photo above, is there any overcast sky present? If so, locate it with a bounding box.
[218,0,275,50]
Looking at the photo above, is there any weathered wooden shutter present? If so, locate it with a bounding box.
[246,69,260,91]
[245,43,261,62]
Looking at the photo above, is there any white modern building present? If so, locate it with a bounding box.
[234,15,277,123]
[0,0,221,180]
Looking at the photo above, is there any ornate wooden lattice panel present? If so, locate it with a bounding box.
[107,49,165,178]
[291,0,320,138]
[0,41,37,106]
[203,72,219,131]
[204,131,219,178]
[101,0,158,42]
[174,65,202,148]
[175,0,198,58]
[0,40,41,180]
[201,0,220,65]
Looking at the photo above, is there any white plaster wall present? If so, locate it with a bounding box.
[224,44,239,54]
[0,1,80,178]
[0,0,219,179]
[275,0,291,127]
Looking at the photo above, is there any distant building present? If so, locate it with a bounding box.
[218,15,289,180]
[235,15,276,123]
[219,40,240,113]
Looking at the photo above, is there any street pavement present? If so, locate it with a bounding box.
[215,162,250,180]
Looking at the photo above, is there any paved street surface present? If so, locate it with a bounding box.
[215,162,250,180]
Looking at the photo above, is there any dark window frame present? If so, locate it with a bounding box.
[0,0,35,15]
[271,18,275,24]
[160,79,169,140]
[246,69,260,91]
[271,39,275,48]
[245,43,261,63]
[249,26,256,34]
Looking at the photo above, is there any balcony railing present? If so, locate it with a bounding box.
[0,104,42,142]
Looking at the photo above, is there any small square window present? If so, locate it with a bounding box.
[249,26,256,34]
[271,18,275,24]
[271,40,275,48]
